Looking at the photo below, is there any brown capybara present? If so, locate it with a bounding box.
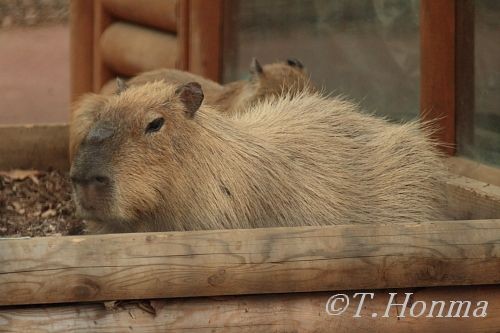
[100,58,316,115]
[71,58,314,159]
[70,81,445,234]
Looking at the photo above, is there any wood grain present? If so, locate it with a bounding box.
[0,124,69,171]
[420,0,456,155]
[69,0,94,102]
[101,0,178,32]
[100,22,178,76]
[0,286,498,332]
[0,220,499,306]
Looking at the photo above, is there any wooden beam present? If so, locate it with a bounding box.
[69,0,94,102]
[93,0,114,92]
[1,285,499,332]
[101,0,178,32]
[447,157,500,187]
[0,124,69,171]
[100,22,178,76]
[188,0,223,81]
[420,0,456,155]
[176,0,189,70]
[445,176,500,220]
[1,220,499,306]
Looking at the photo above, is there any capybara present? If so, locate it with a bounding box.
[70,81,445,234]
[71,59,314,159]
[100,58,315,115]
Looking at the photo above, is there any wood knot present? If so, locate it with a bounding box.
[73,278,100,299]
[208,269,226,287]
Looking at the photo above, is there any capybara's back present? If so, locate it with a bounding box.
[70,82,445,233]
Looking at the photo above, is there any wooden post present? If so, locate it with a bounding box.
[93,0,114,92]
[1,220,499,306]
[420,0,456,155]
[69,0,94,102]
[188,0,224,82]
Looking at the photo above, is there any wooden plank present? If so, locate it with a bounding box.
[0,124,69,171]
[69,0,94,102]
[101,0,178,32]
[447,157,500,187]
[445,176,500,220]
[420,0,456,155]
[188,0,223,81]
[1,286,498,332]
[93,0,114,92]
[100,22,178,76]
[0,220,499,306]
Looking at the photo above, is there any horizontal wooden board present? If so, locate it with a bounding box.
[447,157,500,187]
[0,124,69,171]
[0,220,499,306]
[101,0,178,32]
[445,176,500,220]
[100,22,178,76]
[0,285,498,332]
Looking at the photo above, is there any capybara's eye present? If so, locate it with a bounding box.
[145,117,165,134]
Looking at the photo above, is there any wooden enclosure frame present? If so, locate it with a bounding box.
[1,1,499,331]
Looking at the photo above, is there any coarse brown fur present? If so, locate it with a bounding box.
[70,81,446,234]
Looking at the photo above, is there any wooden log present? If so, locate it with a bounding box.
[445,176,500,220]
[0,220,499,306]
[101,0,178,32]
[100,22,178,77]
[69,0,94,102]
[0,124,69,171]
[1,286,498,332]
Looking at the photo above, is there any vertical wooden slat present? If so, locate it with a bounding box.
[455,0,475,155]
[420,0,456,155]
[93,0,114,92]
[188,0,224,82]
[70,0,94,102]
[177,0,190,70]
[220,0,239,83]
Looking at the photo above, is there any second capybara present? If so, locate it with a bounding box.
[100,58,316,115]
[70,81,445,234]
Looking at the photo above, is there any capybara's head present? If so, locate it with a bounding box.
[248,58,316,100]
[70,81,205,231]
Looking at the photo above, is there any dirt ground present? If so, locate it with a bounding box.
[0,170,84,237]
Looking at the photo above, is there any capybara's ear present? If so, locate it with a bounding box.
[175,82,204,117]
[116,77,129,94]
[287,58,304,69]
[250,57,263,76]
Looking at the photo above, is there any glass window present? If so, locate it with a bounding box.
[222,0,420,121]
[458,0,500,166]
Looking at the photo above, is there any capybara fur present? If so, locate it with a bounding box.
[70,81,445,234]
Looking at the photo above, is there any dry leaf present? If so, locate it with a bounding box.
[41,209,57,218]
[0,170,40,181]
